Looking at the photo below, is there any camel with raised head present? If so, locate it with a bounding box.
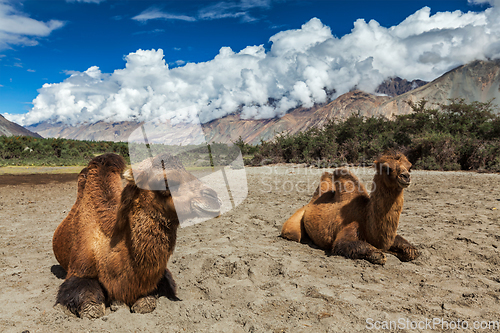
[281,151,419,265]
[53,153,220,318]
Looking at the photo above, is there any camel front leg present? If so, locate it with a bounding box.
[281,206,307,243]
[131,295,157,314]
[332,223,387,265]
[156,268,180,301]
[131,268,180,314]
[56,276,106,318]
[388,235,420,262]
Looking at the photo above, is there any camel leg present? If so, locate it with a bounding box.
[332,223,387,265]
[56,276,106,319]
[156,268,180,301]
[281,206,307,243]
[131,295,157,314]
[389,235,420,262]
[131,268,179,314]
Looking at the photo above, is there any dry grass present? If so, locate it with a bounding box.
[0,165,83,175]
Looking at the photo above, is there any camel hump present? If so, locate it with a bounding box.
[332,168,367,202]
[332,168,360,183]
[87,153,127,175]
[310,172,334,201]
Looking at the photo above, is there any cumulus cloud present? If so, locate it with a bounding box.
[8,5,500,126]
[0,1,64,51]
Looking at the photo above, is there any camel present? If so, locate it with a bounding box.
[281,151,420,265]
[53,152,221,318]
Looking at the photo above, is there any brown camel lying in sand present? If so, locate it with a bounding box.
[53,153,221,318]
[281,151,420,265]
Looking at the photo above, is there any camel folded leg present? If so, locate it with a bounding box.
[281,206,307,243]
[131,295,157,314]
[332,223,387,265]
[131,268,180,314]
[388,235,420,262]
[56,276,106,319]
[156,268,180,301]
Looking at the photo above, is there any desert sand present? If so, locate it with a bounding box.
[0,165,499,332]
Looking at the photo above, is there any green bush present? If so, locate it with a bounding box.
[3,99,499,172]
[0,136,130,166]
[249,98,500,172]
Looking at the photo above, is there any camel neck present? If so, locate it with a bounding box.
[365,180,404,250]
[128,192,178,270]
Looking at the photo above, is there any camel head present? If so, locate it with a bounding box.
[374,151,412,190]
[123,153,221,222]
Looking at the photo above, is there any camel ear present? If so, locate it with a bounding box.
[123,168,136,183]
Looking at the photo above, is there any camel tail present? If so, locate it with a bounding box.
[281,206,307,243]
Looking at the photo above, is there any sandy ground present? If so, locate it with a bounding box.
[0,165,499,332]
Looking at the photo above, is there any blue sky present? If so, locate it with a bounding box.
[0,0,495,125]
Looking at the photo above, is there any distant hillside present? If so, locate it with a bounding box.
[372,59,500,117]
[27,121,141,142]
[25,59,500,144]
[0,114,42,138]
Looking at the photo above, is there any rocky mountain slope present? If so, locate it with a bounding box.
[24,59,500,144]
[0,114,41,138]
[375,77,427,97]
[372,59,500,117]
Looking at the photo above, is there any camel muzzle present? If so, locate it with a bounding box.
[190,189,222,216]
[397,173,411,188]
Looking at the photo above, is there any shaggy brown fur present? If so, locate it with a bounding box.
[53,153,221,318]
[281,151,420,265]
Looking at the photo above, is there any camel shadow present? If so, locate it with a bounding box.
[51,265,67,280]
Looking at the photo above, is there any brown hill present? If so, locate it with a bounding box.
[27,120,141,142]
[202,90,389,144]
[372,59,500,117]
[0,114,42,138]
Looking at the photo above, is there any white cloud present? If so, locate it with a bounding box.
[199,0,271,21]
[468,0,499,6]
[134,0,271,23]
[9,5,500,126]
[0,1,64,51]
[66,0,106,3]
[172,60,186,67]
[132,7,196,22]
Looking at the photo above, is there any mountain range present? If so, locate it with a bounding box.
[3,59,500,144]
[0,114,41,138]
